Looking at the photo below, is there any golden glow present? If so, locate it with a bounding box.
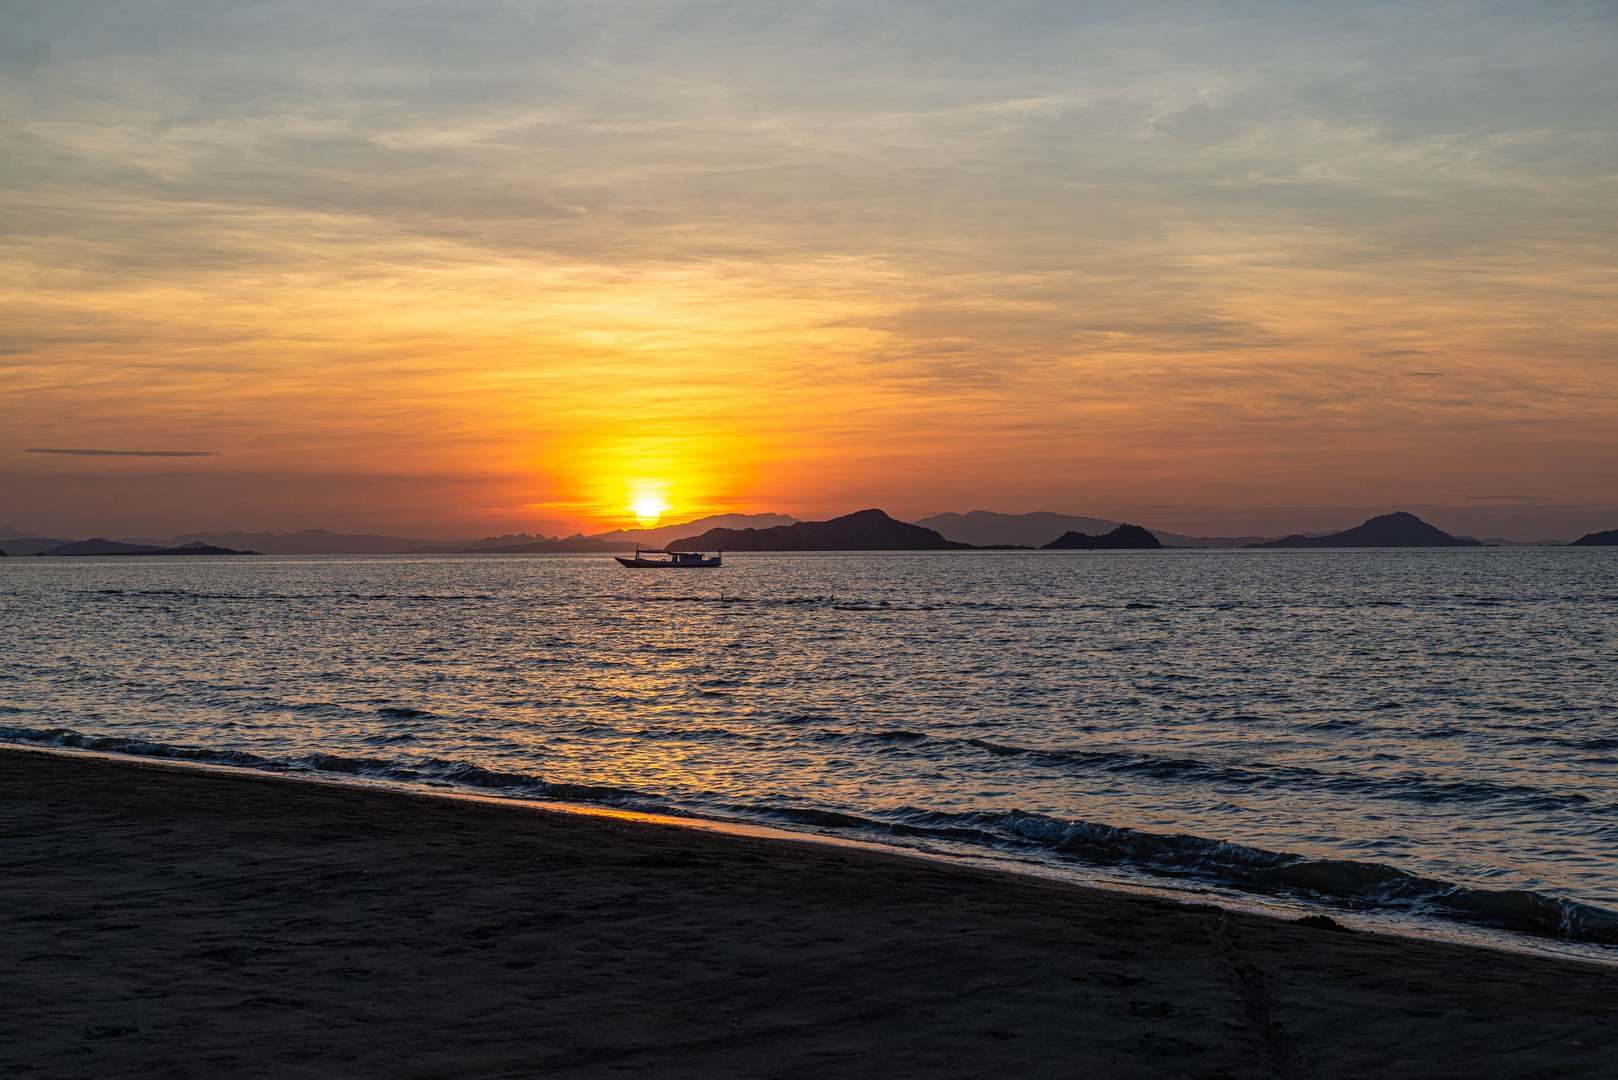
[5,212,1615,540]
[532,427,780,533]
[3,3,1615,542]
[631,496,668,527]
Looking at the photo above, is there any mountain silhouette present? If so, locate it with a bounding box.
[1042,525,1163,550]
[670,509,968,551]
[910,510,1267,548]
[35,538,258,556]
[167,529,436,554]
[915,511,1124,547]
[1246,512,1482,548]
[0,537,72,556]
[36,538,165,555]
[1570,529,1618,546]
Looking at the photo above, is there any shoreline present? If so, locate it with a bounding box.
[5,739,1612,969]
[5,745,1616,1077]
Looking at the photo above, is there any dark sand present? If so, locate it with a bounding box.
[3,748,1615,1079]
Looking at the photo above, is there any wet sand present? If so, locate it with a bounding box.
[3,747,1614,1078]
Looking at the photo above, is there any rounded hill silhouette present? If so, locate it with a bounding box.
[1246,512,1482,548]
[668,509,968,551]
[1570,529,1618,546]
[1041,525,1162,550]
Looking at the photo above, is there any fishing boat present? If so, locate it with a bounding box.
[614,547,723,568]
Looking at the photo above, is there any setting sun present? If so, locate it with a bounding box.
[631,498,669,527]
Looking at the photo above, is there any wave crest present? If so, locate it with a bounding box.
[5,724,1615,945]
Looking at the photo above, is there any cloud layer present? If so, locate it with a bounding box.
[2,0,1615,537]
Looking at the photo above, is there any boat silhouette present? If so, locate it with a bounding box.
[614,547,723,568]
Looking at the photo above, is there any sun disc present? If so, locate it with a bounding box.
[632,498,667,526]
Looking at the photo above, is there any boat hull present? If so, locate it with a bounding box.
[614,556,722,568]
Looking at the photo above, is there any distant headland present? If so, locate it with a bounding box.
[1570,529,1618,546]
[670,512,1166,551]
[30,539,261,557]
[3,509,1613,556]
[1042,525,1161,550]
[1245,512,1482,549]
[670,509,970,551]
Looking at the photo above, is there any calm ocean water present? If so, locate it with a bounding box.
[4,550,1616,956]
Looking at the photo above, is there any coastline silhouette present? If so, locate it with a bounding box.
[4,510,1614,556]
[31,539,260,557]
[1570,528,1618,546]
[1245,512,1483,548]
[670,509,968,551]
[1041,524,1162,550]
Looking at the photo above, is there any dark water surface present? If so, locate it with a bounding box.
[4,550,1615,956]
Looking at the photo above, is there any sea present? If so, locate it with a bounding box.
[3,549,1615,961]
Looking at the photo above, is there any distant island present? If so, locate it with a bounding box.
[913,511,1266,548]
[33,539,260,556]
[1570,529,1618,546]
[670,509,969,551]
[0,535,76,556]
[1246,512,1482,548]
[5,510,1600,556]
[1042,525,1162,550]
[916,511,1127,547]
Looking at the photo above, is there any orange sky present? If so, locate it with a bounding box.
[3,1,1615,540]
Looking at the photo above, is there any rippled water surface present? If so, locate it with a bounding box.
[3,550,1616,954]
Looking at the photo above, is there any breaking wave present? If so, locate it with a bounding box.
[6,723,1616,947]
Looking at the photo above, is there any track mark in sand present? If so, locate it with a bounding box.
[1208,910,1306,1079]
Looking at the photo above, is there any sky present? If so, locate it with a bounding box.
[2,0,1614,541]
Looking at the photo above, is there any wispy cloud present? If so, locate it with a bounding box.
[25,448,219,457]
[1,0,1615,537]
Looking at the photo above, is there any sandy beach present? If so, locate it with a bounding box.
[3,747,1614,1079]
